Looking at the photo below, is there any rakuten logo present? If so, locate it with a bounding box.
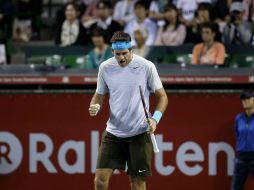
[0,131,235,176]
[0,132,23,174]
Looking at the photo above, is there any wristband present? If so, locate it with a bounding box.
[152,111,162,124]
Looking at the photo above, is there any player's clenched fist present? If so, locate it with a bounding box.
[89,104,100,116]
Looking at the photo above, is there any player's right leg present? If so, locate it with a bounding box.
[94,168,113,190]
[95,130,126,189]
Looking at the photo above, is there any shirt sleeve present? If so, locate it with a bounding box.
[145,21,158,46]
[147,63,163,93]
[96,65,108,95]
[112,2,121,20]
[155,27,163,45]
[173,24,186,45]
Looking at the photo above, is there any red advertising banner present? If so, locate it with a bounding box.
[0,93,254,190]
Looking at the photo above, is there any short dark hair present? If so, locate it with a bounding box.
[64,2,80,12]
[92,27,105,37]
[96,0,113,9]
[197,2,211,11]
[134,0,149,10]
[201,22,217,33]
[110,31,131,43]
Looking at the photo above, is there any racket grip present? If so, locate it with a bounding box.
[150,133,159,153]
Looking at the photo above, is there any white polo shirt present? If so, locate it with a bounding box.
[96,54,163,137]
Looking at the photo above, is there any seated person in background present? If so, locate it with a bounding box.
[13,0,42,41]
[55,2,89,47]
[0,44,6,64]
[155,3,186,46]
[192,22,225,65]
[0,0,15,42]
[132,28,150,58]
[88,0,123,44]
[148,0,169,22]
[185,2,214,44]
[174,0,199,27]
[81,0,99,28]
[124,0,158,46]
[113,0,137,27]
[84,27,112,69]
[55,0,86,27]
[243,0,254,22]
[222,1,254,45]
[0,0,15,63]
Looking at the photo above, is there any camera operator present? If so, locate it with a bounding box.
[222,2,254,45]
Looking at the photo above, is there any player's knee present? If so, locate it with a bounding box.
[94,175,109,189]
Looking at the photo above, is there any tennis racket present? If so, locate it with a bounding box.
[139,86,159,153]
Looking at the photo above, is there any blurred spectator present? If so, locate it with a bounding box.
[88,0,123,44]
[212,0,230,22]
[113,0,137,27]
[174,0,213,26]
[149,0,168,13]
[148,0,170,26]
[75,0,87,16]
[55,0,87,29]
[55,2,89,46]
[12,18,32,42]
[0,0,15,43]
[0,44,6,64]
[185,2,221,44]
[222,1,254,45]
[132,28,151,57]
[0,0,15,63]
[174,0,197,21]
[192,22,225,65]
[13,0,42,41]
[247,0,254,23]
[81,0,99,28]
[124,0,158,46]
[155,3,186,45]
[243,0,254,22]
[84,27,112,69]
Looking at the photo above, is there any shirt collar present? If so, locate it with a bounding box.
[97,17,112,29]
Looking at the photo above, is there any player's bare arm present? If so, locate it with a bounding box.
[89,92,105,116]
[148,88,168,133]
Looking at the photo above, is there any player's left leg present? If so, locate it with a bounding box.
[129,176,146,190]
[127,132,153,190]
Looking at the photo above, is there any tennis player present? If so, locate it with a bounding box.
[89,31,168,190]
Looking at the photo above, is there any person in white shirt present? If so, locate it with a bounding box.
[174,0,211,25]
[133,28,151,57]
[88,0,123,44]
[113,0,137,26]
[55,2,89,46]
[155,3,186,45]
[124,0,158,46]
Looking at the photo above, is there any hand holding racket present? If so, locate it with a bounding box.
[139,86,159,153]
